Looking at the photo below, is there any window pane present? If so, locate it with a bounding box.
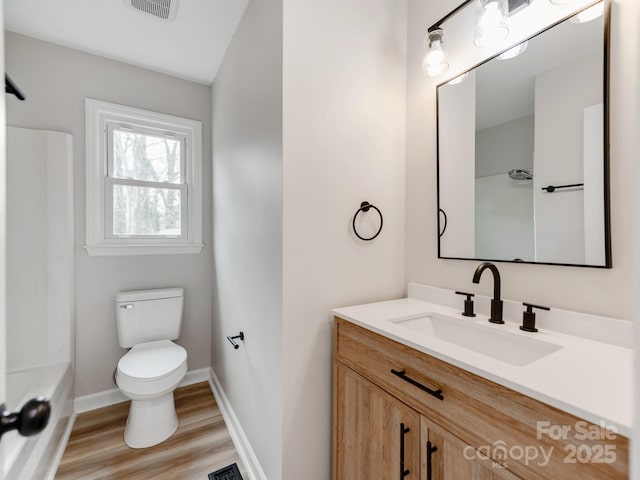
[113,184,182,236]
[112,128,182,184]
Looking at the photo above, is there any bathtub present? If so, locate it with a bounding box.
[4,363,73,480]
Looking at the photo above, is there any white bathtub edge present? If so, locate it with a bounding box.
[42,412,76,480]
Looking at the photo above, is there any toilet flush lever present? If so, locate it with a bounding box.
[120,304,134,309]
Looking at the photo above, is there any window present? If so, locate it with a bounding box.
[85,99,202,256]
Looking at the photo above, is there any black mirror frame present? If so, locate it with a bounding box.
[435,0,612,269]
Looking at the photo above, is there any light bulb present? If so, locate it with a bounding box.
[475,0,509,48]
[422,29,449,77]
[426,44,445,66]
[570,2,604,23]
[498,41,528,59]
[424,61,450,77]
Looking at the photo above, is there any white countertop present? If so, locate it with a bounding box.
[333,297,633,438]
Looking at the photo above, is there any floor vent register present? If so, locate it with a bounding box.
[209,463,243,480]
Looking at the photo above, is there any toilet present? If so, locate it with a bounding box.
[115,287,188,448]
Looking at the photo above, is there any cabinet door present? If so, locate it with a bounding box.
[422,416,522,480]
[334,362,421,480]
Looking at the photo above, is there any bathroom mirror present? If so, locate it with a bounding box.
[437,1,611,267]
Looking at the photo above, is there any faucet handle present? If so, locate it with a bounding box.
[520,302,550,332]
[455,291,476,317]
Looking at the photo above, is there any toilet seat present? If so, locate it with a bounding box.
[117,340,187,397]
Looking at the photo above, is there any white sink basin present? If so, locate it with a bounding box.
[390,313,562,366]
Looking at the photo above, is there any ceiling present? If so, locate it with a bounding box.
[474,13,603,130]
[4,0,249,85]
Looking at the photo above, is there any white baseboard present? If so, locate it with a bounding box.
[208,368,267,480]
[73,367,211,414]
[181,367,211,387]
[73,388,126,414]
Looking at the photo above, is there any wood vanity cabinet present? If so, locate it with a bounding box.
[334,363,421,479]
[332,317,629,480]
[422,416,520,480]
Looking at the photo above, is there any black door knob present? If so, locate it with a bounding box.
[0,397,51,440]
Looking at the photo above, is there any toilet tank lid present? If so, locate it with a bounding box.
[116,287,184,303]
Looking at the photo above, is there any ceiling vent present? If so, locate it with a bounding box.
[125,0,178,21]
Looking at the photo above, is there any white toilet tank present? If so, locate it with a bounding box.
[116,288,184,348]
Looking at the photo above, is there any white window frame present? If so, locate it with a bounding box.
[85,99,203,256]
[105,124,188,240]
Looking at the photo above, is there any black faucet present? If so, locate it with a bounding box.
[472,262,504,324]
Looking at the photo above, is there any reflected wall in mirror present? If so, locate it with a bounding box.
[437,1,610,267]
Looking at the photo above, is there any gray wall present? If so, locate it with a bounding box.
[210,0,283,478]
[475,114,534,178]
[406,0,635,320]
[5,32,213,397]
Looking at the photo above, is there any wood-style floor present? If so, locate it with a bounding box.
[55,382,246,480]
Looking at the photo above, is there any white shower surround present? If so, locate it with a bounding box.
[5,126,75,480]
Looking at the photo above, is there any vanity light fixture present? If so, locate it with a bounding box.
[570,2,604,23]
[421,0,475,77]
[423,29,450,76]
[475,0,510,47]
[498,40,528,59]
[422,0,532,77]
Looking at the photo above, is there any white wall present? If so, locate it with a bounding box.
[7,127,73,371]
[211,0,283,478]
[438,73,475,257]
[0,2,6,445]
[632,2,640,477]
[282,1,407,479]
[475,175,534,261]
[5,32,213,397]
[533,52,601,265]
[406,0,636,320]
[583,103,606,265]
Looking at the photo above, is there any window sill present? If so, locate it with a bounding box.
[84,244,204,256]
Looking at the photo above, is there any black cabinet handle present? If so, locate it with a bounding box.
[390,369,444,400]
[427,441,438,480]
[400,422,410,478]
[0,397,51,441]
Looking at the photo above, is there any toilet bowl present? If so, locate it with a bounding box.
[116,340,187,448]
[114,287,187,448]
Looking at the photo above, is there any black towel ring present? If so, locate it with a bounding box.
[439,208,448,237]
[352,201,383,241]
